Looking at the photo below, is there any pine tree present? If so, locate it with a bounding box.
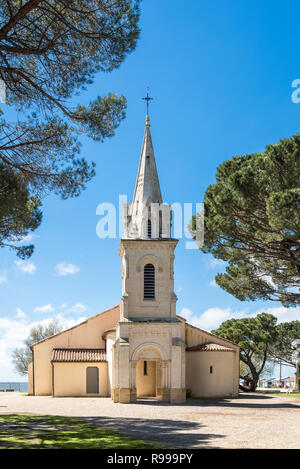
[191,134,300,306]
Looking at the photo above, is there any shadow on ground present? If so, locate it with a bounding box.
[0,413,224,449]
[79,414,224,449]
[186,393,300,410]
[0,414,164,449]
[79,394,300,448]
[122,393,300,410]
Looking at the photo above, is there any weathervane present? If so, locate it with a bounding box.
[142,86,153,116]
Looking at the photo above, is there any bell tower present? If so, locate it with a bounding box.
[119,112,178,321]
[112,95,186,404]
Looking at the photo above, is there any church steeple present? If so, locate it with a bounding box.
[119,100,178,323]
[132,113,162,210]
[123,100,172,239]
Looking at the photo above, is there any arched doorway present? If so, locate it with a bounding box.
[131,343,167,401]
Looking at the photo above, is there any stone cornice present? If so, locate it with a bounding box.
[119,238,178,256]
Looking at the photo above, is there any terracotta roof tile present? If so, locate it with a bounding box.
[186,342,234,352]
[51,348,107,362]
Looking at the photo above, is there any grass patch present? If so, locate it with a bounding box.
[267,393,300,398]
[0,414,162,449]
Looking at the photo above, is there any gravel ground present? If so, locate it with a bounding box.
[0,392,299,449]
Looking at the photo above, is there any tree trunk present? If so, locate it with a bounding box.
[240,373,259,392]
[239,384,251,392]
[248,378,258,391]
[244,359,260,391]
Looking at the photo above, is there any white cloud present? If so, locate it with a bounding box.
[180,306,246,331]
[180,307,193,320]
[0,272,7,284]
[0,317,32,381]
[209,258,225,268]
[179,305,300,332]
[14,260,36,274]
[253,306,300,324]
[0,314,87,381]
[55,262,80,276]
[20,234,34,243]
[65,303,88,315]
[11,233,35,244]
[209,279,218,287]
[34,304,55,314]
[16,308,26,319]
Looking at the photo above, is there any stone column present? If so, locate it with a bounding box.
[118,341,130,404]
[156,361,163,399]
[130,361,137,402]
[169,340,186,404]
[111,345,119,402]
[161,361,170,402]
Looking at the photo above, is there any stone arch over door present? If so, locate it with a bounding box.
[132,342,166,362]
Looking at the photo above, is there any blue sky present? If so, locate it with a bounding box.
[0,0,299,380]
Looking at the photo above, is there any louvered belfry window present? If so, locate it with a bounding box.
[144,263,155,300]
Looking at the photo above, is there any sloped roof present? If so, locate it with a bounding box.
[31,305,120,348]
[178,316,240,350]
[186,342,235,352]
[51,348,107,362]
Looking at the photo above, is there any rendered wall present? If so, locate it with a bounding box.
[32,306,119,395]
[186,351,236,398]
[53,362,108,397]
[184,323,240,397]
[28,362,33,395]
[136,360,156,397]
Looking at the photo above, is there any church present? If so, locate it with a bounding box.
[28,109,240,403]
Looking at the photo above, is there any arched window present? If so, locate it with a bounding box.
[144,263,155,300]
[147,219,152,238]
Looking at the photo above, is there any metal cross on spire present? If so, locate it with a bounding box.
[142,86,153,116]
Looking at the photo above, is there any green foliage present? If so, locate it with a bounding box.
[0,163,41,257]
[212,313,279,391]
[213,314,300,391]
[0,414,161,449]
[11,319,63,375]
[191,134,300,306]
[0,1,140,255]
[270,321,300,367]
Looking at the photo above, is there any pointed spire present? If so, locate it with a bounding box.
[132,113,162,209]
[123,111,164,239]
[122,91,173,240]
